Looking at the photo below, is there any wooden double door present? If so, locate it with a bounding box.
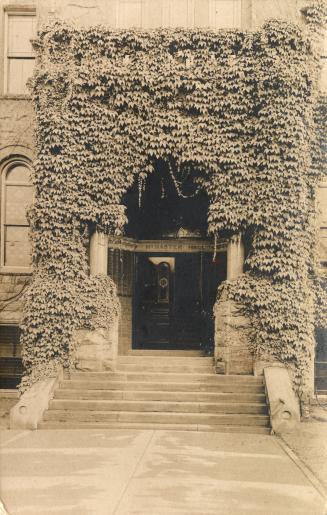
[133,252,226,351]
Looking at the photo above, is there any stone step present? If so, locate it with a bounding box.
[69,372,264,384]
[118,356,213,364]
[54,389,267,403]
[125,350,203,356]
[116,364,214,373]
[38,421,271,434]
[43,409,270,427]
[49,399,268,414]
[60,380,265,394]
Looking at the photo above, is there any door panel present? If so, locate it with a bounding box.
[172,254,202,347]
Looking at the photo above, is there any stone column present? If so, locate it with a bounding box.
[89,230,108,276]
[73,228,118,372]
[227,234,245,280]
[214,234,252,375]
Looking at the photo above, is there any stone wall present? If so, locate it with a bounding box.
[0,1,35,330]
[34,0,303,30]
[252,0,303,28]
[0,275,30,324]
[36,0,253,29]
[0,100,34,150]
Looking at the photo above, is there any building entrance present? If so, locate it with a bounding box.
[133,251,226,351]
[118,158,227,353]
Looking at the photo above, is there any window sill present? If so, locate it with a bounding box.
[4,6,36,13]
[0,94,31,100]
[0,267,32,275]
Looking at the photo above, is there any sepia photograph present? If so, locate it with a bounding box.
[0,0,326,513]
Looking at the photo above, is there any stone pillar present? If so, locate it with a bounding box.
[89,230,108,276]
[72,228,119,372]
[227,234,245,280]
[214,233,253,375]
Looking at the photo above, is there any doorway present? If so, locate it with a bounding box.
[133,251,226,351]
[120,158,226,353]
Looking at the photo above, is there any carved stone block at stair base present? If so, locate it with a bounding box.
[264,366,300,434]
[214,296,253,375]
[10,372,62,430]
[73,318,119,372]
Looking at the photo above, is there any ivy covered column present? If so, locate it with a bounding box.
[71,228,119,372]
[214,234,252,375]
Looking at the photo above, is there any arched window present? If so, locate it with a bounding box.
[0,159,33,269]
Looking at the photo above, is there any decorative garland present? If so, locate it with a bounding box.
[20,1,327,393]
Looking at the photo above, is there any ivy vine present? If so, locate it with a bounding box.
[20,1,327,393]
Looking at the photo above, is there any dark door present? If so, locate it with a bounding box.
[172,254,202,348]
[133,252,226,351]
[134,256,172,347]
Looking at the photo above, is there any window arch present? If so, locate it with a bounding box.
[0,159,33,269]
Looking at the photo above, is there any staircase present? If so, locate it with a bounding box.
[39,354,271,434]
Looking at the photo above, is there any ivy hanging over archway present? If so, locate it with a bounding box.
[20,1,327,392]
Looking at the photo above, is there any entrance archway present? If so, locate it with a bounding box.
[111,159,227,354]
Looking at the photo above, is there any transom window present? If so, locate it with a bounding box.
[0,160,33,269]
[4,10,36,95]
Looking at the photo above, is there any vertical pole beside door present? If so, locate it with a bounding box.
[132,253,139,348]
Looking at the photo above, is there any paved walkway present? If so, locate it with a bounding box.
[0,429,326,515]
[281,406,327,492]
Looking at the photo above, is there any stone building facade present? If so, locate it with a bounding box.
[0,0,326,392]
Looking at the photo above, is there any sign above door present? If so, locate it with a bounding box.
[107,236,228,254]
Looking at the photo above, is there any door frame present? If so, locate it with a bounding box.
[132,247,227,351]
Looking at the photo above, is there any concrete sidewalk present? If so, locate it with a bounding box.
[0,429,326,515]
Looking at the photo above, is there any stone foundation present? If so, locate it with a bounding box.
[214,292,253,375]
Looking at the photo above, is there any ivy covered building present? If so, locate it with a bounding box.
[0,0,326,431]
